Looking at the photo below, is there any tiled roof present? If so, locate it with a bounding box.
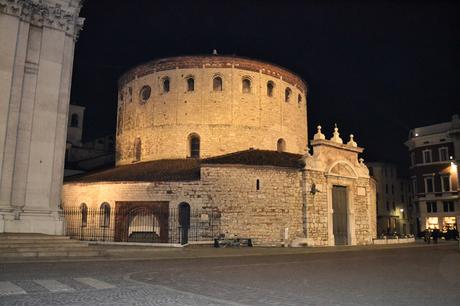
[65,150,304,183]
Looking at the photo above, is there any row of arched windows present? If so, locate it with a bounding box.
[130,134,285,162]
[80,203,110,227]
[123,77,303,104]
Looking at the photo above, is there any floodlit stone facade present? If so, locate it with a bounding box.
[0,0,84,234]
[116,56,308,165]
[62,55,376,246]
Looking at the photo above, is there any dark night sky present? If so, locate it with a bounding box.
[70,0,460,167]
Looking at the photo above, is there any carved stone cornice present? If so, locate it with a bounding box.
[0,0,84,40]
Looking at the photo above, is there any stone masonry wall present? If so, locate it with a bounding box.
[116,57,308,165]
[201,165,303,246]
[62,164,304,246]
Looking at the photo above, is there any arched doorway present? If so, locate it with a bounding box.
[127,207,161,242]
[178,202,191,244]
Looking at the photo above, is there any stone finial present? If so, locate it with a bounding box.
[313,125,326,140]
[330,123,343,144]
[359,157,365,165]
[347,134,357,147]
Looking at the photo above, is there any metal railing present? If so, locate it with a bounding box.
[62,206,221,244]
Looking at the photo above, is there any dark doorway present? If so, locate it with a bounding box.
[332,185,348,245]
[179,202,190,244]
[114,201,169,243]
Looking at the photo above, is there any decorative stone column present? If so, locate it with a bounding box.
[0,0,84,234]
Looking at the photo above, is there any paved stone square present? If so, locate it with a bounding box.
[0,243,459,305]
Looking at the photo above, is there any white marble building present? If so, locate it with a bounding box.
[0,0,84,234]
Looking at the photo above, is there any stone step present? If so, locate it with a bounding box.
[0,240,78,246]
[0,234,70,241]
[0,245,94,252]
[0,249,104,258]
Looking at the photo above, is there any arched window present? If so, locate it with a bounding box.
[80,203,88,227]
[256,179,260,190]
[285,87,292,102]
[277,138,286,152]
[70,114,79,127]
[162,77,170,93]
[298,94,302,105]
[100,203,110,227]
[188,133,200,158]
[267,81,274,97]
[213,76,222,91]
[186,77,194,92]
[242,78,251,93]
[134,137,141,161]
[139,85,151,102]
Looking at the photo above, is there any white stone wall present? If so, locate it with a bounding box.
[0,0,83,234]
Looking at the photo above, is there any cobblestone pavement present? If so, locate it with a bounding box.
[0,243,459,305]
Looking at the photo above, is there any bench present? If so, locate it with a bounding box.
[214,237,253,248]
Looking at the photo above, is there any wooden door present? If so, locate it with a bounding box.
[332,186,348,245]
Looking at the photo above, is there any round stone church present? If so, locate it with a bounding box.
[62,55,376,247]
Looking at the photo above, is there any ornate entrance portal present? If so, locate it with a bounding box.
[114,202,169,243]
[332,186,348,245]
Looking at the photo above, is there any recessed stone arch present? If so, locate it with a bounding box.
[327,160,358,178]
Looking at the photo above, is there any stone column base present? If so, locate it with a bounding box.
[0,209,64,235]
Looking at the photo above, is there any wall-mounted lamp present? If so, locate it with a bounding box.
[310,183,320,195]
[400,208,404,213]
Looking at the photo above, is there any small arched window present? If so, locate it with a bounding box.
[213,76,223,91]
[186,77,194,92]
[277,138,286,152]
[242,78,251,93]
[189,134,200,158]
[298,94,302,105]
[134,137,141,161]
[70,114,79,127]
[139,85,151,102]
[100,203,110,227]
[80,203,88,227]
[267,81,274,97]
[256,179,260,191]
[285,87,292,102]
[162,77,170,93]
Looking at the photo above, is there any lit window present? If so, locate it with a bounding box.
[285,87,292,102]
[423,150,432,163]
[186,77,194,92]
[213,76,222,91]
[242,78,251,93]
[267,81,274,97]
